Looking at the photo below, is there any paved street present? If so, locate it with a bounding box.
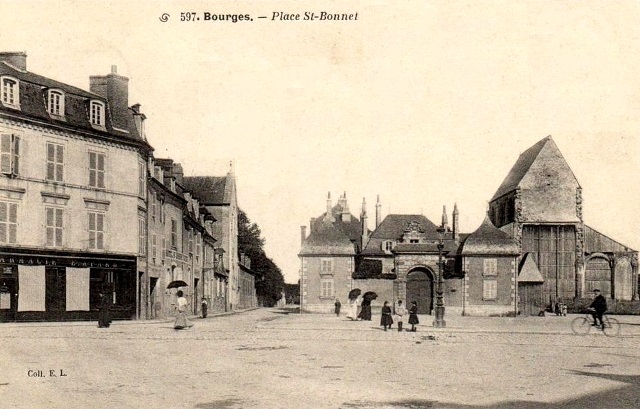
[2,308,640,409]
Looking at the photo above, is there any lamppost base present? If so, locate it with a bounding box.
[433,305,446,328]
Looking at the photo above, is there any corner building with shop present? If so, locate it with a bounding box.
[0,52,152,321]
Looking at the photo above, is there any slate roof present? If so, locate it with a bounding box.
[312,203,364,243]
[0,61,147,146]
[461,215,520,255]
[491,136,552,201]
[370,214,439,239]
[299,219,356,256]
[362,214,440,256]
[182,176,229,205]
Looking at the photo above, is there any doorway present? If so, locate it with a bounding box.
[0,274,17,322]
[149,277,158,319]
[406,268,434,314]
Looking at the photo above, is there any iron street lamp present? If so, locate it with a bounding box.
[433,227,446,328]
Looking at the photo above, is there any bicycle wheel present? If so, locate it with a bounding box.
[571,317,591,335]
[602,317,621,337]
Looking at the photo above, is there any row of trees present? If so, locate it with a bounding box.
[238,209,286,307]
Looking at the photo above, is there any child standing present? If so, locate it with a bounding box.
[380,301,393,331]
[395,300,406,332]
[408,301,419,332]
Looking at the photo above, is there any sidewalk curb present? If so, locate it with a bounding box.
[0,307,261,328]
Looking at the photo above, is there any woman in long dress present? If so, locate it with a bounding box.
[380,301,393,330]
[347,296,361,320]
[174,290,192,330]
[408,301,419,332]
[98,290,112,328]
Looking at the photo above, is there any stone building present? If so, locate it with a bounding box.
[489,136,638,313]
[182,168,240,311]
[0,52,152,321]
[0,51,249,322]
[299,136,638,316]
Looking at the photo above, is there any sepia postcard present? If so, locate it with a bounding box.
[1,1,639,408]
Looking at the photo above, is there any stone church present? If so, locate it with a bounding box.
[298,136,638,316]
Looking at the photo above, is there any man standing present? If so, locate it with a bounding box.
[588,289,607,329]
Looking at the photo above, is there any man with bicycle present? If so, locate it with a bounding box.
[588,289,607,330]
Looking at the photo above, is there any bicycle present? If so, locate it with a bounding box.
[571,310,620,337]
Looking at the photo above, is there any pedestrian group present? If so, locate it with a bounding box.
[340,296,420,332]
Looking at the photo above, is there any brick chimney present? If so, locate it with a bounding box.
[300,226,307,246]
[89,65,129,130]
[0,52,27,71]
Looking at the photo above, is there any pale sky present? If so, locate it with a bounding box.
[3,0,639,283]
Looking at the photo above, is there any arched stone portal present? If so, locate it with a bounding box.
[406,268,434,315]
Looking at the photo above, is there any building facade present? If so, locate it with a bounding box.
[0,53,151,321]
[0,51,255,322]
[299,136,638,316]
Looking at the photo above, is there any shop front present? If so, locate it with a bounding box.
[0,249,137,322]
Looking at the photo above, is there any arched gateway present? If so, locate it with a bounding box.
[406,267,434,315]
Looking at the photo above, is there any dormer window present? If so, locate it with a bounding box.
[382,240,395,253]
[89,100,105,126]
[47,89,65,117]
[1,76,19,108]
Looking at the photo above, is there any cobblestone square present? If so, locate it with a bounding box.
[2,309,640,409]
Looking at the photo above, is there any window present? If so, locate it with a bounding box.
[47,90,64,116]
[483,279,497,300]
[0,201,17,243]
[187,229,194,255]
[151,194,156,221]
[195,234,201,261]
[1,77,19,107]
[321,259,333,274]
[90,101,105,126]
[483,258,498,276]
[138,162,146,197]
[151,233,157,262]
[161,237,166,265]
[45,207,63,247]
[46,142,64,182]
[159,198,165,224]
[88,212,105,250]
[138,216,146,255]
[320,278,334,298]
[382,240,394,253]
[88,151,105,188]
[0,133,19,176]
[171,219,177,248]
[410,239,419,244]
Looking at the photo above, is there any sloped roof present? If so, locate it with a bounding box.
[0,62,146,145]
[299,219,356,256]
[584,225,637,253]
[312,202,363,243]
[371,214,439,239]
[518,253,544,283]
[362,214,440,256]
[491,136,554,200]
[182,176,228,205]
[461,215,520,255]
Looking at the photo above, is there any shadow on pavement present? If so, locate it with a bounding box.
[341,372,640,409]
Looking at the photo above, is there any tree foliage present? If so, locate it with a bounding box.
[238,208,285,307]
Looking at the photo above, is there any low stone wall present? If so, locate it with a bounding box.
[567,298,640,315]
[463,304,517,317]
